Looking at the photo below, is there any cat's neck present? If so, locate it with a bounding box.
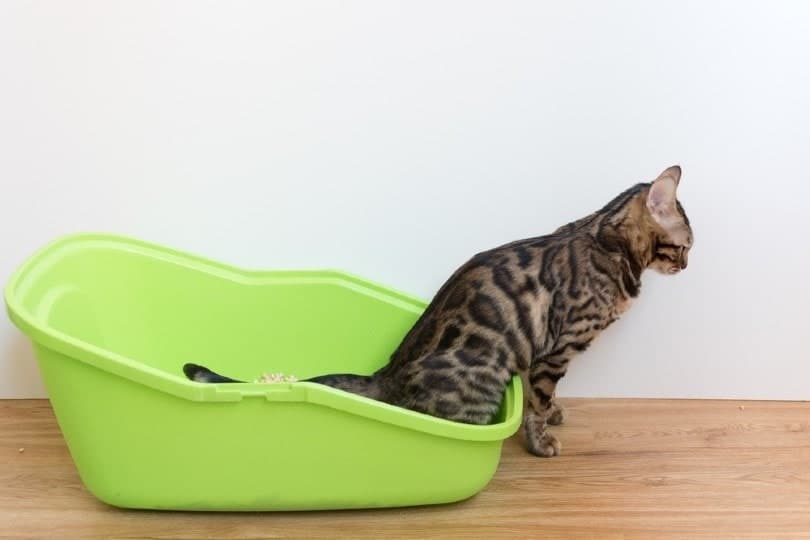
[587,190,657,294]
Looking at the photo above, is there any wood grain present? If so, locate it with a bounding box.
[2,398,809,539]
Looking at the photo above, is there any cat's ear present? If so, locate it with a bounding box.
[647,165,681,221]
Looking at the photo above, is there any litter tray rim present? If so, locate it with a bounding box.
[4,232,523,443]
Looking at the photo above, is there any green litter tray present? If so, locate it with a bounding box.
[4,233,522,511]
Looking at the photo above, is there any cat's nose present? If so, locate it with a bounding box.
[680,259,688,269]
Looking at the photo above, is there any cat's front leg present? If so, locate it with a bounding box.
[547,399,566,425]
[524,354,571,457]
[524,410,561,457]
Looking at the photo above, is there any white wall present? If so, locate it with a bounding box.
[1,1,809,400]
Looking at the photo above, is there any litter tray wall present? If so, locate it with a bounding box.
[5,234,522,511]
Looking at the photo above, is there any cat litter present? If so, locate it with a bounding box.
[255,372,298,383]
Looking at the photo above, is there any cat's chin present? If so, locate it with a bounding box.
[651,265,681,275]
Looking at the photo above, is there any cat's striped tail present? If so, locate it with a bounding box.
[183,363,243,383]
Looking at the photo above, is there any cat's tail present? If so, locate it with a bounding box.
[182,363,384,400]
[183,363,243,383]
[304,373,384,400]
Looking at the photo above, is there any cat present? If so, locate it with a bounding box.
[184,165,693,457]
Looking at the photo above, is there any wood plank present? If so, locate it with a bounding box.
[2,399,809,539]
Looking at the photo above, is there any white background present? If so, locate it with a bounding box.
[1,1,808,399]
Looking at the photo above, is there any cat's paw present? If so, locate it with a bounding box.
[547,402,566,425]
[527,432,562,458]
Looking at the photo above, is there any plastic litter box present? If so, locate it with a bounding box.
[4,233,522,511]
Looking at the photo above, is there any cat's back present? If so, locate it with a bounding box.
[388,225,617,362]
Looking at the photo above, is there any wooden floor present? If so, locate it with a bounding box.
[2,399,809,539]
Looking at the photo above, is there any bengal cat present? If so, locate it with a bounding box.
[184,165,693,457]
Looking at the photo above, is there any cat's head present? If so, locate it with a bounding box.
[645,165,693,275]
